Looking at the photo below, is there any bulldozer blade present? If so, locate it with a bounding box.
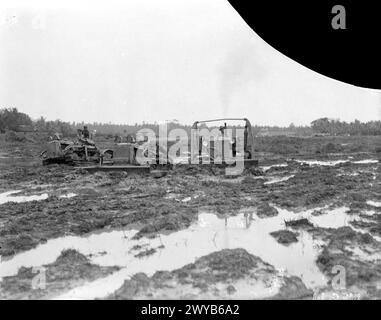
[82,165,150,174]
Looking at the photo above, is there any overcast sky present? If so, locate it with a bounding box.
[1,0,380,126]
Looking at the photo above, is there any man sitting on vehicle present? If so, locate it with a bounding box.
[83,126,90,139]
[126,134,136,143]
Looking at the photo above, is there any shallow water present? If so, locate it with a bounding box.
[0,190,49,205]
[295,160,348,167]
[367,201,381,208]
[261,163,288,172]
[295,159,378,167]
[0,205,357,299]
[59,193,77,199]
[348,247,381,262]
[0,190,77,204]
[265,175,295,185]
[353,160,379,165]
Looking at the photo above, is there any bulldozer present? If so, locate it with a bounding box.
[40,137,113,166]
[191,118,258,168]
[41,118,258,174]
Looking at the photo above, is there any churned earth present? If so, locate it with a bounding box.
[0,135,380,299]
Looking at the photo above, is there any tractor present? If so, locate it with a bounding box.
[41,137,113,166]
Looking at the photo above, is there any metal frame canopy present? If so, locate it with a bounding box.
[192,118,251,128]
[191,118,255,161]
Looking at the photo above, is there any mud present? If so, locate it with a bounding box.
[256,203,278,218]
[285,219,314,230]
[107,249,313,300]
[0,136,380,299]
[315,227,381,299]
[0,249,119,299]
[270,230,299,245]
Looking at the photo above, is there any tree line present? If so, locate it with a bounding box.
[311,118,381,136]
[1,108,381,137]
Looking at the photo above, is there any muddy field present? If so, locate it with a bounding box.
[0,135,380,299]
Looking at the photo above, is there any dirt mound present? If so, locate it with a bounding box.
[316,227,381,299]
[108,249,312,300]
[256,203,278,218]
[270,230,299,245]
[0,249,120,299]
[285,218,314,229]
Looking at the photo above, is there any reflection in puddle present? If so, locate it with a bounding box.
[0,190,49,205]
[1,206,356,299]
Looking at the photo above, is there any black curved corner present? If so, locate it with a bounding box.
[227,0,381,89]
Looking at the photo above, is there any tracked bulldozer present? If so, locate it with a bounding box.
[40,137,113,166]
[41,118,258,174]
[191,118,258,168]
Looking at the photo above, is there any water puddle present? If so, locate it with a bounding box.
[314,289,364,300]
[172,157,190,165]
[367,201,381,208]
[295,160,348,167]
[347,247,381,262]
[0,190,77,204]
[0,190,49,205]
[0,205,357,299]
[353,160,379,165]
[337,172,359,177]
[265,175,295,185]
[295,159,378,167]
[306,207,353,229]
[261,163,288,172]
[164,194,201,203]
[59,193,77,199]
[0,152,22,159]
